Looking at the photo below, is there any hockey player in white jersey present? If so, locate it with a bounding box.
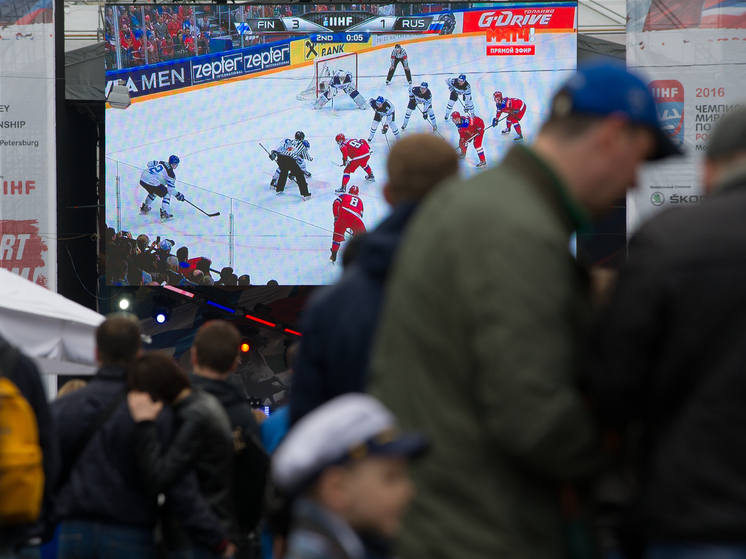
[271,131,313,188]
[444,74,475,120]
[313,69,368,110]
[368,96,400,142]
[385,44,412,85]
[401,82,437,131]
[139,155,184,222]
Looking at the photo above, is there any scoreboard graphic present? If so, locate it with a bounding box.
[235,11,456,39]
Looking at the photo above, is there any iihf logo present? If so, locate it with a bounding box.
[649,79,684,149]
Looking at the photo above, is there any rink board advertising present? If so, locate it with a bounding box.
[105,2,577,286]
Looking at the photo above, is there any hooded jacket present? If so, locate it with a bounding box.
[52,366,226,550]
[289,202,418,427]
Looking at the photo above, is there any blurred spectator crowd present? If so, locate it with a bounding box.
[105,226,255,287]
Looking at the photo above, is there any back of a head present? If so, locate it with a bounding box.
[166,255,179,273]
[540,62,680,162]
[96,315,142,366]
[386,134,459,205]
[707,105,746,165]
[194,320,242,374]
[129,352,190,403]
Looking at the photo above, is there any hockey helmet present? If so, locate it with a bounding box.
[295,131,305,141]
[376,96,385,105]
[421,81,429,89]
[451,111,462,122]
[395,43,401,49]
[349,185,360,195]
[493,91,503,102]
[169,155,180,167]
[458,74,466,82]
[335,133,346,145]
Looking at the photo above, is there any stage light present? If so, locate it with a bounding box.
[118,297,132,310]
[152,297,174,324]
[240,342,250,353]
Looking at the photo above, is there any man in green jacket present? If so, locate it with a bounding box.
[368,64,680,558]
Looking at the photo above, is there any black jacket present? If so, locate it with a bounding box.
[133,388,237,546]
[52,366,226,549]
[0,338,58,547]
[191,373,268,536]
[589,171,746,543]
[289,202,418,426]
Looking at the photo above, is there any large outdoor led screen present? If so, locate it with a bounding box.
[105,2,578,286]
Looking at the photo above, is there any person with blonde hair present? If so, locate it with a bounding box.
[56,379,87,398]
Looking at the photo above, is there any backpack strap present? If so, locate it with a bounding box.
[55,389,128,491]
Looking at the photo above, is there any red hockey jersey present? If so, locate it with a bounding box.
[457,116,485,142]
[339,139,371,163]
[333,193,364,220]
[496,97,525,117]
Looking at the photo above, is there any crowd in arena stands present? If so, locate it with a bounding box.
[105,5,212,69]
[104,226,262,287]
[105,4,432,70]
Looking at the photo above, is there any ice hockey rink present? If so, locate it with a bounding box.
[106,32,576,285]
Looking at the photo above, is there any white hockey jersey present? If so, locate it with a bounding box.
[140,160,176,192]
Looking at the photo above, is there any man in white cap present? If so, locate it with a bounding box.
[271,394,428,559]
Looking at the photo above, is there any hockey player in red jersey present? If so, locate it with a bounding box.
[330,185,367,263]
[493,91,526,142]
[335,133,375,194]
[451,112,486,168]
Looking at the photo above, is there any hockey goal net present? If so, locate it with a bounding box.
[296,52,358,101]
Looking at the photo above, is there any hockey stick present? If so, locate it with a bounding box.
[383,130,392,152]
[259,142,272,156]
[184,198,220,218]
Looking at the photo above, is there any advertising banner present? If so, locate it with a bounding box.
[106,60,192,99]
[627,0,746,233]
[0,0,56,288]
[106,41,291,99]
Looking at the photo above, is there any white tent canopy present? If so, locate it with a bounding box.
[0,268,104,378]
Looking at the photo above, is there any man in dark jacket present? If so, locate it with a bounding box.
[190,321,266,557]
[0,336,58,556]
[367,64,679,559]
[590,106,746,557]
[289,134,459,426]
[52,316,230,559]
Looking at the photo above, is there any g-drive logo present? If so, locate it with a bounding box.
[244,44,290,72]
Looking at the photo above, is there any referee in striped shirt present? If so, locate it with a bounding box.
[270,131,312,200]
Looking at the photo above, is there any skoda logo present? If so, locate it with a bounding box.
[651,192,665,206]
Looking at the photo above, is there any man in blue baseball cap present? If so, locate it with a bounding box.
[367,63,680,559]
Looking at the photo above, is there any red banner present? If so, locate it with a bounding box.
[463,6,577,33]
[487,44,536,56]
[0,219,49,287]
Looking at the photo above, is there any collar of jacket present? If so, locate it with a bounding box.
[714,161,746,195]
[95,364,128,381]
[504,145,592,235]
[292,497,367,559]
